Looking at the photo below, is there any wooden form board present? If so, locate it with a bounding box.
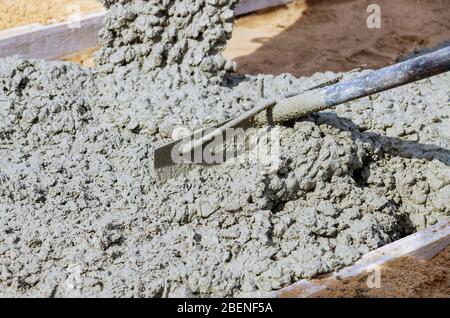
[277,219,450,298]
[0,0,296,60]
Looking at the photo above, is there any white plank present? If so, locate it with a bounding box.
[0,0,296,60]
[236,0,295,15]
[277,219,450,298]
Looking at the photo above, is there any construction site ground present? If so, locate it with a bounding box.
[1,0,449,298]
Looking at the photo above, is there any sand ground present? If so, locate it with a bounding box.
[63,0,450,75]
[3,0,450,75]
[1,0,449,298]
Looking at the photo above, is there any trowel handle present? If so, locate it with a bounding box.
[255,46,450,125]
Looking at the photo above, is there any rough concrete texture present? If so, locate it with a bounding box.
[96,0,239,84]
[0,0,449,297]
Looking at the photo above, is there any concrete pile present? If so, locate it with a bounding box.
[0,0,448,297]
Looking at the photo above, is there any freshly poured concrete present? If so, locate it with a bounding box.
[0,0,449,297]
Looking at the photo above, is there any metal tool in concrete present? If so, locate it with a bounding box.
[154,46,450,182]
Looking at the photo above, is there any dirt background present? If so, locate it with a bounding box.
[2,0,450,76]
[234,0,450,76]
[311,246,450,298]
[0,0,103,30]
[60,0,308,67]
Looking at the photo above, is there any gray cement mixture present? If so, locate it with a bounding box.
[0,0,449,297]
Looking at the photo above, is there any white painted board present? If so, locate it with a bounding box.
[0,0,296,60]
